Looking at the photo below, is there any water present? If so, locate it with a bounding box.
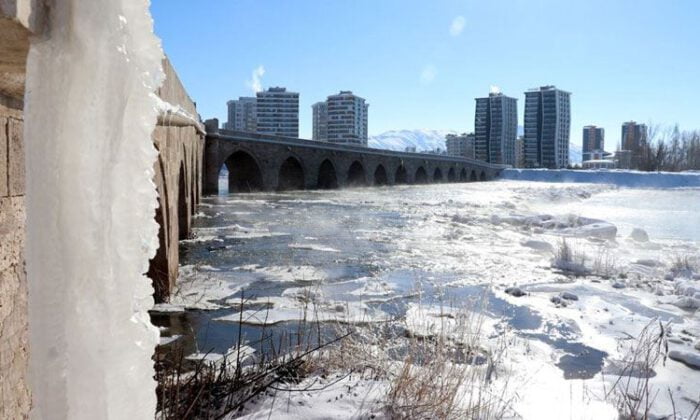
[153,180,698,380]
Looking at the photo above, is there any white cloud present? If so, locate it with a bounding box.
[420,65,437,84]
[489,85,501,94]
[246,65,265,93]
[449,16,466,37]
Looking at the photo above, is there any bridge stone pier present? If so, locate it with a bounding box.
[203,121,504,195]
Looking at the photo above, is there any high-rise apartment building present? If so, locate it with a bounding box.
[445,133,475,158]
[255,87,299,138]
[620,121,647,169]
[311,102,328,141]
[474,92,518,165]
[621,121,647,151]
[582,125,605,162]
[523,85,571,168]
[515,136,525,168]
[319,91,368,146]
[224,97,257,132]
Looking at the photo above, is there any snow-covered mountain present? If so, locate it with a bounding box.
[569,142,582,164]
[369,129,456,152]
[369,128,584,164]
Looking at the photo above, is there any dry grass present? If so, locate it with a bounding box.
[315,292,515,420]
[155,292,350,419]
[552,238,590,276]
[605,319,669,420]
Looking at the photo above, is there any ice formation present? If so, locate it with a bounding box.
[24,1,164,418]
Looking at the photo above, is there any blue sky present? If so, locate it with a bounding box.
[151,0,699,148]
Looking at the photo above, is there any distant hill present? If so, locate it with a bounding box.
[368,129,456,152]
[569,142,582,164]
[369,128,584,164]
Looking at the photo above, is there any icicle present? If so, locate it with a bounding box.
[24,1,164,418]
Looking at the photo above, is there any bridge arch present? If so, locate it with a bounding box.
[447,167,456,182]
[480,171,486,181]
[395,165,408,184]
[459,168,467,182]
[433,167,443,182]
[277,156,305,191]
[373,164,388,186]
[149,156,170,303]
[470,170,477,182]
[317,159,338,189]
[347,160,367,187]
[223,150,264,192]
[414,167,428,184]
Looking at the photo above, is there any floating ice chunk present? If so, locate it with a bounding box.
[186,345,256,366]
[629,228,649,242]
[560,221,617,240]
[521,239,554,253]
[159,335,181,346]
[288,243,340,252]
[561,292,579,301]
[505,287,526,297]
[635,259,662,267]
[668,350,700,369]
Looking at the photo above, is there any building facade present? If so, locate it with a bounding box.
[225,97,257,132]
[474,92,518,165]
[322,91,369,146]
[582,125,605,162]
[523,85,571,168]
[311,101,328,141]
[256,87,299,138]
[445,133,475,159]
[621,121,647,168]
[515,136,524,168]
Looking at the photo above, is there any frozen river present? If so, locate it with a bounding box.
[153,179,700,419]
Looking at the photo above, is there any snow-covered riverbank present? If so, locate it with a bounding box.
[154,177,700,419]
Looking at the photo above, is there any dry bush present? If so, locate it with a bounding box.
[606,319,669,419]
[670,254,698,278]
[315,293,515,420]
[155,293,350,419]
[592,246,620,279]
[552,238,590,276]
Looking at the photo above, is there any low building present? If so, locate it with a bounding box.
[614,150,632,169]
[582,159,616,169]
[445,133,475,159]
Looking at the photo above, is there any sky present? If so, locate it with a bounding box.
[150,0,700,148]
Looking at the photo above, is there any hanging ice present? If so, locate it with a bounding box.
[24,1,164,418]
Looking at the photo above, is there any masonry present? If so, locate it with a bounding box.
[0,3,203,417]
[0,1,42,416]
[204,123,504,195]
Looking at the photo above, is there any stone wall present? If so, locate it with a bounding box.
[0,98,30,420]
[0,1,41,417]
[149,58,204,302]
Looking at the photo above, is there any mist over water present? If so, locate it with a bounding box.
[156,179,700,400]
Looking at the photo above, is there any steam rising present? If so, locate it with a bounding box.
[247,65,265,93]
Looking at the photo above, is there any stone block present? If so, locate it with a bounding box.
[8,117,24,196]
[0,116,7,197]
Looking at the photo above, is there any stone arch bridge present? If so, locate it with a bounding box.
[204,124,505,194]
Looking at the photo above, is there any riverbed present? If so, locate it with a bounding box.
[152,179,700,419]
